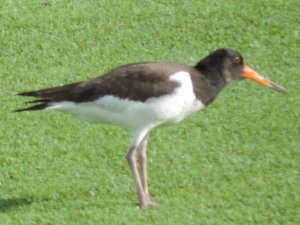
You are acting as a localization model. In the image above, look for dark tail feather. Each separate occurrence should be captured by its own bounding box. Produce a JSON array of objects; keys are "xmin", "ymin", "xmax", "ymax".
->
[
  {"xmin": 14, "ymin": 103, "xmax": 49, "ymax": 112},
  {"xmin": 17, "ymin": 81, "xmax": 82, "ymax": 98},
  {"xmin": 15, "ymin": 99, "xmax": 50, "ymax": 112},
  {"xmin": 15, "ymin": 81, "xmax": 82, "ymax": 112},
  {"xmin": 25, "ymin": 99, "xmax": 51, "ymax": 104},
  {"xmin": 17, "ymin": 91, "xmax": 40, "ymax": 97}
]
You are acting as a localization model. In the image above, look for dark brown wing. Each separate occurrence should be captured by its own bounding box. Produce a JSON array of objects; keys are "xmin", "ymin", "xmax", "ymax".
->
[
  {"xmin": 71, "ymin": 62, "xmax": 181, "ymax": 102},
  {"xmin": 15, "ymin": 62, "xmax": 184, "ymax": 112}
]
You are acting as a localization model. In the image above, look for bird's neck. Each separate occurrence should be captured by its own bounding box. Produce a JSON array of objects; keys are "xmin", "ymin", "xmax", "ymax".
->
[
  {"xmin": 192, "ymin": 62, "xmax": 228, "ymax": 106},
  {"xmin": 195, "ymin": 60, "xmax": 227, "ymax": 85}
]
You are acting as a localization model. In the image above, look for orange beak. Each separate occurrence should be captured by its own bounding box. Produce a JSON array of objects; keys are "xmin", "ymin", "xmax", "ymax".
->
[{"xmin": 242, "ymin": 66, "xmax": 287, "ymax": 93}]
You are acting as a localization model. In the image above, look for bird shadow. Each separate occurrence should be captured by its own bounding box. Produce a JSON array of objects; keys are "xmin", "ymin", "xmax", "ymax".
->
[{"xmin": 0, "ymin": 197, "xmax": 33, "ymax": 213}]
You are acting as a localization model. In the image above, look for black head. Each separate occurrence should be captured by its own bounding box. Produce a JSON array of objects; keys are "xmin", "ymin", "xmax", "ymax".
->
[
  {"xmin": 196, "ymin": 48, "xmax": 245, "ymax": 83},
  {"xmin": 195, "ymin": 48, "xmax": 287, "ymax": 93}
]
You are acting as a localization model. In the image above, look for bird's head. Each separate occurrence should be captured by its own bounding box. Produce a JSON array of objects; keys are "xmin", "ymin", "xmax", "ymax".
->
[{"xmin": 197, "ymin": 48, "xmax": 287, "ymax": 93}]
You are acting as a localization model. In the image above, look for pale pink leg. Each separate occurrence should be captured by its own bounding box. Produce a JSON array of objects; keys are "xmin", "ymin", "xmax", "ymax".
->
[
  {"xmin": 138, "ymin": 141, "xmax": 148, "ymax": 194},
  {"xmin": 138, "ymin": 138, "xmax": 154, "ymax": 206},
  {"xmin": 137, "ymin": 135, "xmax": 150, "ymax": 192},
  {"xmin": 127, "ymin": 145, "xmax": 152, "ymax": 207}
]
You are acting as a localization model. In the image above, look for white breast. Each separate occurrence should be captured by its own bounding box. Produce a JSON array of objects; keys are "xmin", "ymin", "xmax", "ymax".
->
[{"xmin": 47, "ymin": 71, "xmax": 205, "ymax": 132}]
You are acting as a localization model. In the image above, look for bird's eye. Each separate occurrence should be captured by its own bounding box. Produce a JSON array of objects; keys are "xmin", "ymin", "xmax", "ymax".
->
[{"xmin": 232, "ymin": 56, "xmax": 241, "ymax": 65}]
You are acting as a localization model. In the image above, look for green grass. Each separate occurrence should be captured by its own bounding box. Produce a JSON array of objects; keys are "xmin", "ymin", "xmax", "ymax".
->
[{"xmin": 1, "ymin": 0, "xmax": 300, "ymax": 224}]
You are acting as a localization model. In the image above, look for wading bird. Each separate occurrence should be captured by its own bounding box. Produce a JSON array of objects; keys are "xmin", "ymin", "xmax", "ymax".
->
[{"xmin": 16, "ymin": 48, "xmax": 286, "ymax": 207}]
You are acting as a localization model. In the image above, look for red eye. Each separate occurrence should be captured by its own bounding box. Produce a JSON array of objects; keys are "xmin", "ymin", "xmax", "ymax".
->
[{"xmin": 233, "ymin": 56, "xmax": 241, "ymax": 64}]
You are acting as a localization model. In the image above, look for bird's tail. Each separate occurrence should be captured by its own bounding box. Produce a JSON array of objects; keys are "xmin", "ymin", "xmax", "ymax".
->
[
  {"xmin": 14, "ymin": 98, "xmax": 50, "ymax": 112},
  {"xmin": 15, "ymin": 81, "xmax": 81, "ymax": 112}
]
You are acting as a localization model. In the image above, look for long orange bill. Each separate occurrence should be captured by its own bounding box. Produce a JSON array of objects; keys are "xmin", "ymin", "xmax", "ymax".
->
[{"xmin": 242, "ymin": 66, "xmax": 287, "ymax": 93}]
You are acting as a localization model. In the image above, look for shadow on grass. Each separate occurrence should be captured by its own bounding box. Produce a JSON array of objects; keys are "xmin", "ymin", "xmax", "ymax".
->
[{"xmin": 0, "ymin": 197, "xmax": 33, "ymax": 212}]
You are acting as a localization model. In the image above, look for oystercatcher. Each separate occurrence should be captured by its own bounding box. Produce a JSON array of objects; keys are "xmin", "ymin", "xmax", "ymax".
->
[{"xmin": 15, "ymin": 48, "xmax": 287, "ymax": 207}]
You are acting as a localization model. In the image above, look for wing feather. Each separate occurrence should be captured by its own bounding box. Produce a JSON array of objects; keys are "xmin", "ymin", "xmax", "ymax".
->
[{"xmin": 15, "ymin": 62, "xmax": 188, "ymax": 112}]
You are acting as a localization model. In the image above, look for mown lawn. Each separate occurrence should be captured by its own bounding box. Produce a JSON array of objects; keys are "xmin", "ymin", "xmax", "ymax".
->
[{"xmin": 1, "ymin": 0, "xmax": 299, "ymax": 224}]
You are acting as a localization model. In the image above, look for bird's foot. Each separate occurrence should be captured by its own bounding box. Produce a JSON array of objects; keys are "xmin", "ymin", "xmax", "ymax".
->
[{"xmin": 138, "ymin": 194, "xmax": 155, "ymax": 208}]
